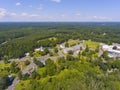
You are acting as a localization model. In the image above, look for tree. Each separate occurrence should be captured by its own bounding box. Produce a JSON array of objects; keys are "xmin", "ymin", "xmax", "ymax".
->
[
  {"xmin": 25, "ymin": 60, "xmax": 30, "ymax": 66},
  {"xmin": 18, "ymin": 71, "xmax": 22, "ymax": 80},
  {"xmin": 95, "ymin": 46, "xmax": 99, "ymax": 52},
  {"xmin": 57, "ymin": 57, "xmax": 66, "ymax": 64},
  {"xmin": 82, "ymin": 51, "xmax": 86, "ymax": 56},
  {"xmin": 66, "ymin": 55, "xmax": 74, "ymax": 61},
  {"xmin": 44, "ymin": 48, "xmax": 49, "ymax": 54},
  {"xmin": 34, "ymin": 59, "xmax": 44, "ymax": 68},
  {"xmin": 45, "ymin": 59, "xmax": 57, "ymax": 76},
  {"xmin": 85, "ymin": 45, "xmax": 89, "ymax": 52},
  {"xmin": 68, "ymin": 50, "xmax": 73, "ymax": 55},
  {"xmin": 113, "ymin": 46, "xmax": 117, "ymax": 50},
  {"xmin": 54, "ymin": 48, "xmax": 58, "ymax": 53},
  {"xmin": 112, "ymin": 60, "xmax": 120, "ymax": 69},
  {"xmin": 29, "ymin": 51, "xmax": 33, "ymax": 57},
  {"xmin": 95, "ymin": 61, "xmax": 108, "ymax": 71},
  {"xmin": 31, "ymin": 71, "xmax": 40, "ymax": 80},
  {"xmin": 3, "ymin": 56, "xmax": 9, "ymax": 64},
  {"xmin": 102, "ymin": 51, "xmax": 108, "ymax": 59},
  {"xmin": 65, "ymin": 42, "xmax": 69, "ymax": 47},
  {"xmin": 49, "ymin": 51, "xmax": 54, "ymax": 56},
  {"xmin": 22, "ymin": 73, "xmax": 30, "ymax": 80},
  {"xmin": 10, "ymin": 61, "xmax": 20, "ymax": 73},
  {"xmin": 0, "ymin": 75, "xmax": 9, "ymax": 90},
  {"xmin": 80, "ymin": 47, "xmax": 83, "ymax": 51}
]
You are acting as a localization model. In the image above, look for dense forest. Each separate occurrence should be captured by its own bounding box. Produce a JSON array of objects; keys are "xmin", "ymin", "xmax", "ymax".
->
[
  {"xmin": 0, "ymin": 22, "xmax": 120, "ymax": 59},
  {"xmin": 1, "ymin": 22, "xmax": 120, "ymax": 90}
]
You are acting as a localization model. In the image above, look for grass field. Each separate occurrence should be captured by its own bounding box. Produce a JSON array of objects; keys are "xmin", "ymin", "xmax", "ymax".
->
[
  {"xmin": 36, "ymin": 67, "xmax": 46, "ymax": 78},
  {"xmin": 56, "ymin": 39, "xmax": 80, "ymax": 49},
  {"xmin": 67, "ymin": 39, "xmax": 80, "ymax": 47},
  {"xmin": 49, "ymin": 37, "xmax": 57, "ymax": 41},
  {"xmin": 15, "ymin": 80, "xmax": 30, "ymax": 90},
  {"xmin": 37, "ymin": 37, "xmax": 57, "ymax": 43},
  {"xmin": 83, "ymin": 40, "xmax": 100, "ymax": 49},
  {"xmin": 0, "ymin": 62, "xmax": 12, "ymax": 75},
  {"xmin": 0, "ymin": 62, "xmax": 11, "ymax": 69}
]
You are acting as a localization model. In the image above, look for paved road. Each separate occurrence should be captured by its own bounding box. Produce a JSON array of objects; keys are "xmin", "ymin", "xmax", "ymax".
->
[
  {"xmin": 22, "ymin": 61, "xmax": 37, "ymax": 75},
  {"xmin": 7, "ymin": 77, "xmax": 20, "ymax": 90},
  {"xmin": 7, "ymin": 62, "xmax": 37, "ymax": 90},
  {"xmin": 7, "ymin": 60, "xmax": 38, "ymax": 90},
  {"xmin": 98, "ymin": 47, "xmax": 103, "ymax": 57}
]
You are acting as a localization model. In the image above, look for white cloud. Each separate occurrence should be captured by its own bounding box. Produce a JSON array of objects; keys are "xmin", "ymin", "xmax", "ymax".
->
[
  {"xmin": 28, "ymin": 5, "xmax": 43, "ymax": 10},
  {"xmin": 51, "ymin": 0, "xmax": 61, "ymax": 3},
  {"xmin": 20, "ymin": 12, "xmax": 40, "ymax": 18},
  {"xmin": 0, "ymin": 8, "xmax": 16, "ymax": 17},
  {"xmin": 0, "ymin": 8, "xmax": 114, "ymax": 21},
  {"xmin": 93, "ymin": 16, "xmax": 112, "ymax": 20},
  {"xmin": 10, "ymin": 13, "xmax": 17, "ymax": 16},
  {"xmin": 29, "ymin": 14, "xmax": 39, "ymax": 17},
  {"xmin": 0, "ymin": 8, "xmax": 7, "ymax": 17},
  {"xmin": 0, "ymin": 8, "xmax": 17, "ymax": 21},
  {"xmin": 16, "ymin": 2, "xmax": 21, "ymax": 6},
  {"xmin": 21, "ymin": 13, "xmax": 28, "ymax": 16}
]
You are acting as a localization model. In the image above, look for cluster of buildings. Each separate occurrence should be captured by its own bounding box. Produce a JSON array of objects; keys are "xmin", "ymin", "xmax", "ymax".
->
[
  {"xmin": 25, "ymin": 46, "xmax": 44, "ymax": 57},
  {"xmin": 62, "ymin": 44, "xmax": 83, "ymax": 54},
  {"xmin": 101, "ymin": 43, "xmax": 120, "ymax": 58},
  {"xmin": 60, "ymin": 44, "xmax": 84, "ymax": 56}
]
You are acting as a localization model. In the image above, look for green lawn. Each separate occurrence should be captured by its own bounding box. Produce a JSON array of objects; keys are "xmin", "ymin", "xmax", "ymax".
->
[
  {"xmin": 0, "ymin": 62, "xmax": 12, "ymax": 75},
  {"xmin": 67, "ymin": 39, "xmax": 80, "ymax": 47},
  {"xmin": 0, "ymin": 62, "xmax": 11, "ymax": 69},
  {"xmin": 83, "ymin": 40, "xmax": 100, "ymax": 49},
  {"xmin": 56, "ymin": 39, "xmax": 80, "ymax": 49},
  {"xmin": 49, "ymin": 37, "xmax": 57, "ymax": 41},
  {"xmin": 36, "ymin": 67, "xmax": 46, "ymax": 78},
  {"xmin": 37, "ymin": 37, "xmax": 57, "ymax": 43}
]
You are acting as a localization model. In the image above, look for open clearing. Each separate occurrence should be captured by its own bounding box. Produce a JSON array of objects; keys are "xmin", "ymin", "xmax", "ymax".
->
[{"xmin": 83, "ymin": 40, "xmax": 100, "ymax": 49}]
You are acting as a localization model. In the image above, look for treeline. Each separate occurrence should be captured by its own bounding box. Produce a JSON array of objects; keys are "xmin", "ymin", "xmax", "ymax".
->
[{"xmin": 0, "ymin": 23, "xmax": 120, "ymax": 59}]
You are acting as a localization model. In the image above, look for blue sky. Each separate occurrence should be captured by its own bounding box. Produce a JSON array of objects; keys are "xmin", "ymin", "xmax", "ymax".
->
[{"xmin": 0, "ymin": 0, "xmax": 120, "ymax": 22}]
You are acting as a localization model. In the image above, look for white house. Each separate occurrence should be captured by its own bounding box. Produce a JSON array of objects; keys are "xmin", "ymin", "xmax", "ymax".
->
[
  {"xmin": 102, "ymin": 43, "xmax": 120, "ymax": 58},
  {"xmin": 102, "ymin": 45, "xmax": 113, "ymax": 51},
  {"xmin": 25, "ymin": 53, "xmax": 30, "ymax": 57},
  {"xmin": 35, "ymin": 46, "xmax": 44, "ymax": 52},
  {"xmin": 60, "ymin": 45, "xmax": 65, "ymax": 49},
  {"xmin": 108, "ymin": 49, "xmax": 120, "ymax": 57}
]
